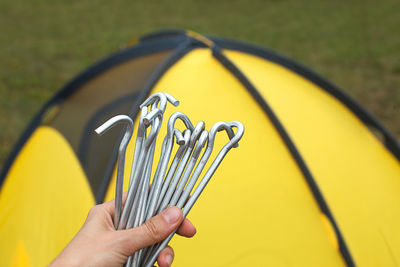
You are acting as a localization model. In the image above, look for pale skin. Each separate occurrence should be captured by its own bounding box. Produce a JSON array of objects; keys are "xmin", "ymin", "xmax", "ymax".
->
[{"xmin": 49, "ymin": 194, "xmax": 196, "ymax": 267}]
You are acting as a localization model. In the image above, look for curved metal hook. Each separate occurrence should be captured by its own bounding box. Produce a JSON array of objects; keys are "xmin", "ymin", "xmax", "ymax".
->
[
  {"xmin": 182, "ymin": 129, "xmax": 192, "ymax": 149},
  {"xmin": 167, "ymin": 112, "xmax": 195, "ymax": 137},
  {"xmin": 216, "ymin": 123, "xmax": 239, "ymax": 148},
  {"xmin": 140, "ymin": 92, "xmax": 179, "ymax": 112},
  {"xmin": 95, "ymin": 115, "xmax": 134, "ymax": 148},
  {"xmin": 192, "ymin": 130, "xmax": 209, "ymax": 159},
  {"xmin": 143, "ymin": 108, "xmax": 163, "ymax": 148},
  {"xmin": 129, "ymin": 106, "xmax": 148, "ymax": 186},
  {"xmin": 163, "ymin": 92, "xmax": 180, "ymax": 107},
  {"xmin": 143, "ymin": 106, "xmax": 163, "ymax": 125},
  {"xmin": 94, "ymin": 115, "xmax": 134, "ymax": 228},
  {"xmin": 189, "ymin": 121, "xmax": 206, "ymax": 148},
  {"xmin": 154, "ymin": 112, "xmax": 195, "ymax": 191},
  {"xmin": 224, "ymin": 121, "xmax": 244, "ymax": 150},
  {"xmin": 207, "ymin": 121, "xmax": 237, "ymax": 149}
]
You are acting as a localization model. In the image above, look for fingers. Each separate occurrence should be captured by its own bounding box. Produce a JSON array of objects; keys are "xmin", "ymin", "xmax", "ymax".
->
[
  {"xmin": 100, "ymin": 193, "xmax": 196, "ymax": 238},
  {"xmin": 176, "ymin": 219, "xmax": 197, "ymax": 237},
  {"xmin": 157, "ymin": 246, "xmax": 174, "ymax": 267},
  {"xmin": 117, "ymin": 207, "xmax": 183, "ymax": 253}
]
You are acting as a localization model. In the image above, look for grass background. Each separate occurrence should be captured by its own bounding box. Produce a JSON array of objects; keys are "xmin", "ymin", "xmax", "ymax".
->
[{"xmin": 0, "ymin": 0, "xmax": 399, "ymax": 169}]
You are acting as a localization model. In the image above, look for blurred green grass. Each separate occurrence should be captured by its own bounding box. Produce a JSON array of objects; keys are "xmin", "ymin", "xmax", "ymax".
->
[{"xmin": 0, "ymin": 0, "xmax": 399, "ymax": 168}]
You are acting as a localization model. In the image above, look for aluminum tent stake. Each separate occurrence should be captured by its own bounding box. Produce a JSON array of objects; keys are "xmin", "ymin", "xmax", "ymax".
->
[
  {"xmin": 153, "ymin": 129, "xmax": 191, "ymax": 214},
  {"xmin": 145, "ymin": 129, "xmax": 187, "ymax": 217},
  {"xmin": 94, "ymin": 115, "xmax": 134, "ymax": 229},
  {"xmin": 137, "ymin": 128, "xmax": 208, "ymax": 265},
  {"xmin": 138, "ymin": 129, "xmax": 192, "ymax": 265},
  {"xmin": 143, "ymin": 121, "xmax": 244, "ymax": 267},
  {"xmin": 168, "ymin": 129, "xmax": 208, "ymax": 207},
  {"xmin": 126, "ymin": 109, "xmax": 163, "ymax": 267},
  {"xmin": 118, "ymin": 109, "xmax": 162, "ymax": 230},
  {"xmin": 129, "ymin": 93, "xmax": 180, "ymax": 267},
  {"xmin": 120, "ymin": 93, "xmax": 178, "ymax": 230},
  {"xmin": 156, "ymin": 121, "xmax": 205, "ymax": 214},
  {"xmin": 144, "ymin": 112, "xmax": 194, "ymax": 222},
  {"xmin": 123, "ymin": 106, "xmax": 148, "ymax": 225},
  {"xmin": 139, "ymin": 120, "xmax": 199, "ymax": 267},
  {"xmin": 126, "ymin": 109, "xmax": 163, "ymax": 229}
]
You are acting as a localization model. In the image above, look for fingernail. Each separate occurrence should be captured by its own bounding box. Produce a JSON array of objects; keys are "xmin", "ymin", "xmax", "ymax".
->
[
  {"xmin": 162, "ymin": 207, "xmax": 181, "ymax": 224},
  {"xmin": 166, "ymin": 253, "xmax": 173, "ymax": 266}
]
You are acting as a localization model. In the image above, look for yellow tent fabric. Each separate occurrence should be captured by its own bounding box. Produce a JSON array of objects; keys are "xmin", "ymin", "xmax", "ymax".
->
[
  {"xmin": 0, "ymin": 127, "xmax": 94, "ymax": 266},
  {"xmin": 1, "ymin": 30, "xmax": 399, "ymax": 266}
]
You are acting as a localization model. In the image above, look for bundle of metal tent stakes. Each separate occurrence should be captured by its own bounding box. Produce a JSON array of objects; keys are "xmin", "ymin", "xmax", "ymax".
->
[{"xmin": 95, "ymin": 92, "xmax": 244, "ymax": 267}]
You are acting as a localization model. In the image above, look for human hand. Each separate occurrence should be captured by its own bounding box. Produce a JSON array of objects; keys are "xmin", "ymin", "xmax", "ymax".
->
[{"xmin": 49, "ymin": 194, "xmax": 196, "ymax": 267}]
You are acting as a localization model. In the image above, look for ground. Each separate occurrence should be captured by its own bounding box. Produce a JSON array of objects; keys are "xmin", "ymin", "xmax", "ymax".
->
[{"xmin": 0, "ymin": 0, "xmax": 399, "ymax": 168}]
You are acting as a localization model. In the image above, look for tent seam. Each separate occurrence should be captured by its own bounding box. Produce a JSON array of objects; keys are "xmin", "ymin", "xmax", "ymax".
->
[{"xmin": 209, "ymin": 43, "xmax": 356, "ymax": 267}]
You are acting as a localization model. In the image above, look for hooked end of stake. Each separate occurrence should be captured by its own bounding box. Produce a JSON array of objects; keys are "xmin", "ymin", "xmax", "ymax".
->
[
  {"xmin": 94, "ymin": 125, "xmax": 106, "ymax": 136},
  {"xmin": 217, "ymin": 126, "xmax": 239, "ymax": 148},
  {"xmin": 163, "ymin": 92, "xmax": 180, "ymax": 107}
]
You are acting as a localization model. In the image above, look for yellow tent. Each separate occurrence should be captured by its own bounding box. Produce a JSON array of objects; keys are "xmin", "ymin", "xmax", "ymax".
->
[{"xmin": 1, "ymin": 30, "xmax": 399, "ymax": 266}]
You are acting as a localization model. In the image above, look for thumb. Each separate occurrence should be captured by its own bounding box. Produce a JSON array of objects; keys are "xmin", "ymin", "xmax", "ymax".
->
[{"xmin": 117, "ymin": 207, "xmax": 183, "ymax": 253}]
